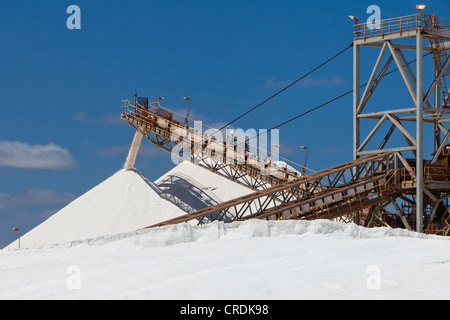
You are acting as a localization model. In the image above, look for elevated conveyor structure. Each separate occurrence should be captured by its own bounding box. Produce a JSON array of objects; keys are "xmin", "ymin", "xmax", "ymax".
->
[
  {"xmin": 123, "ymin": 11, "xmax": 450, "ymax": 235},
  {"xmin": 141, "ymin": 150, "xmax": 450, "ymax": 231},
  {"xmin": 142, "ymin": 152, "xmax": 398, "ymax": 229},
  {"xmin": 121, "ymin": 98, "xmax": 304, "ymax": 191}
]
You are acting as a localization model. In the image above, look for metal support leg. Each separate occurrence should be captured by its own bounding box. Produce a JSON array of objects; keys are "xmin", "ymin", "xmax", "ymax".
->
[
  {"xmin": 416, "ymin": 31, "xmax": 424, "ymax": 233},
  {"xmin": 353, "ymin": 43, "xmax": 360, "ymax": 161}
]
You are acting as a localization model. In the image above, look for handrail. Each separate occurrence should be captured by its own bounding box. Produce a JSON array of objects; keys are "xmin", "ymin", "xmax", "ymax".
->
[
  {"xmin": 398, "ymin": 165, "xmax": 450, "ymax": 183},
  {"xmin": 424, "ymin": 206, "xmax": 450, "ymax": 236},
  {"xmin": 353, "ymin": 13, "xmax": 450, "ymax": 39},
  {"xmin": 278, "ymin": 168, "xmax": 400, "ymax": 221}
]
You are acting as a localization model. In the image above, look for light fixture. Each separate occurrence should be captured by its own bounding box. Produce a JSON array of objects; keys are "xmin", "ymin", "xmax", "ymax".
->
[
  {"xmin": 349, "ymin": 16, "xmax": 359, "ymax": 36},
  {"xmin": 12, "ymin": 227, "xmax": 20, "ymax": 249},
  {"xmin": 155, "ymin": 96, "xmax": 164, "ymax": 107},
  {"xmin": 300, "ymin": 146, "xmax": 309, "ymax": 175},
  {"xmin": 183, "ymin": 97, "xmax": 192, "ymax": 125},
  {"xmin": 416, "ymin": 4, "xmax": 426, "ymax": 16}
]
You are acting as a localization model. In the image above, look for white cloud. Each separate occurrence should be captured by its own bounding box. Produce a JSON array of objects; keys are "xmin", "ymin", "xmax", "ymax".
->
[
  {"xmin": 321, "ymin": 144, "xmax": 346, "ymax": 154},
  {"xmin": 0, "ymin": 141, "xmax": 77, "ymax": 170},
  {"xmin": 298, "ymin": 75, "xmax": 347, "ymax": 88},
  {"xmin": 73, "ymin": 111, "xmax": 89, "ymax": 122},
  {"xmin": 265, "ymin": 78, "xmax": 293, "ymax": 88}
]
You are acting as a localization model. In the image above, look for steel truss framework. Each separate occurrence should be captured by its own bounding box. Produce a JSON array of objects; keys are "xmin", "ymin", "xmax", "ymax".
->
[
  {"xmin": 143, "ymin": 152, "xmax": 400, "ymax": 228},
  {"xmin": 353, "ymin": 13, "xmax": 450, "ymax": 232},
  {"xmin": 122, "ymin": 111, "xmax": 281, "ymax": 191},
  {"xmin": 123, "ymin": 13, "xmax": 450, "ymax": 235}
]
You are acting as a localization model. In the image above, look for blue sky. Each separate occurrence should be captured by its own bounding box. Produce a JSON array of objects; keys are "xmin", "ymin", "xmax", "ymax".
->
[{"xmin": 1, "ymin": 0, "xmax": 449, "ymax": 248}]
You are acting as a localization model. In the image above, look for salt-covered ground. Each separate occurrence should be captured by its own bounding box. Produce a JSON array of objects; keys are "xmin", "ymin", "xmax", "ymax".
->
[
  {"xmin": 3, "ymin": 159, "xmax": 450, "ymax": 300},
  {"xmin": 1, "ymin": 219, "xmax": 450, "ymax": 300}
]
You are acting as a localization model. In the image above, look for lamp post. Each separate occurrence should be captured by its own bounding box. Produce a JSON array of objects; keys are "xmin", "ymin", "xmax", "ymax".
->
[
  {"xmin": 153, "ymin": 97, "xmax": 164, "ymax": 116},
  {"xmin": 300, "ymin": 146, "xmax": 309, "ymax": 175},
  {"xmin": 348, "ymin": 15, "xmax": 359, "ymax": 36},
  {"xmin": 12, "ymin": 227, "xmax": 20, "ymax": 249},
  {"xmin": 416, "ymin": 4, "xmax": 426, "ymax": 15},
  {"xmin": 416, "ymin": 4, "xmax": 426, "ymax": 27},
  {"xmin": 155, "ymin": 97, "xmax": 164, "ymax": 108},
  {"xmin": 183, "ymin": 97, "xmax": 192, "ymax": 125}
]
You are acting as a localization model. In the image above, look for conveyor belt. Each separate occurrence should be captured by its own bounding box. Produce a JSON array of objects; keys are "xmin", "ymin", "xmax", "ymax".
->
[{"xmin": 141, "ymin": 152, "xmax": 398, "ymax": 228}]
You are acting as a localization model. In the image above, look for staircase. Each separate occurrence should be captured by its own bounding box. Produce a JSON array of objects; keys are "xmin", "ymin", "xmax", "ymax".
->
[{"xmin": 442, "ymin": 209, "xmax": 450, "ymax": 236}]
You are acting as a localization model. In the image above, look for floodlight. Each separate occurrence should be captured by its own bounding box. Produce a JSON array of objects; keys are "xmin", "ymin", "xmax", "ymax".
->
[{"xmin": 416, "ymin": 4, "xmax": 426, "ymax": 10}]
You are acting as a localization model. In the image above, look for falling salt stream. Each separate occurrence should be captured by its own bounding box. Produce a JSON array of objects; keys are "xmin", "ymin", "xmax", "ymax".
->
[{"xmin": 124, "ymin": 131, "xmax": 144, "ymax": 170}]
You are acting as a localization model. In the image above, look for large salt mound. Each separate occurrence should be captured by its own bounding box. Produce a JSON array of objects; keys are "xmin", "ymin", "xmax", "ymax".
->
[
  {"xmin": 5, "ymin": 169, "xmax": 187, "ymax": 249},
  {"xmin": 5, "ymin": 160, "xmax": 256, "ymax": 250}
]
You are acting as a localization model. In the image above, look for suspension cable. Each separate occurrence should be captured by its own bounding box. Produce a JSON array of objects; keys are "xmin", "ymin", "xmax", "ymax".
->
[
  {"xmin": 239, "ymin": 52, "xmax": 433, "ymax": 148},
  {"xmin": 218, "ymin": 43, "xmax": 354, "ymax": 131}
]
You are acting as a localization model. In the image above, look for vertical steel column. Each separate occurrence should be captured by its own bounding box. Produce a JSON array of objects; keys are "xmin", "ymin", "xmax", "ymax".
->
[
  {"xmin": 353, "ymin": 43, "xmax": 360, "ymax": 160},
  {"xmin": 416, "ymin": 31, "xmax": 424, "ymax": 233},
  {"xmin": 435, "ymin": 64, "xmax": 441, "ymax": 152}
]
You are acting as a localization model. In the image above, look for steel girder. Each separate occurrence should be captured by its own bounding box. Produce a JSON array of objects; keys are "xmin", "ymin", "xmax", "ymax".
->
[{"xmin": 142, "ymin": 152, "xmax": 397, "ymax": 229}]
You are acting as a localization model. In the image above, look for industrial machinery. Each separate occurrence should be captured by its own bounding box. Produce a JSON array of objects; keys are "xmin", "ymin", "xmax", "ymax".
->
[
  {"xmin": 122, "ymin": 10, "xmax": 450, "ymax": 235},
  {"xmin": 121, "ymin": 94, "xmax": 304, "ymax": 191}
]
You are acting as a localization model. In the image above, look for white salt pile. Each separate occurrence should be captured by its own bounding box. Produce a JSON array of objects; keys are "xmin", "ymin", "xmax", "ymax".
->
[
  {"xmin": 5, "ymin": 160, "xmax": 254, "ymax": 249},
  {"xmin": 5, "ymin": 168, "xmax": 185, "ymax": 249}
]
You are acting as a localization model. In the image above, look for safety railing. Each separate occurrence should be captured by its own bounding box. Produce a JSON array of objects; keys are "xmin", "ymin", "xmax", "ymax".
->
[
  {"xmin": 398, "ymin": 167, "xmax": 415, "ymax": 184},
  {"xmin": 443, "ymin": 210, "xmax": 450, "ymax": 236},
  {"xmin": 424, "ymin": 206, "xmax": 450, "ymax": 236},
  {"xmin": 397, "ymin": 165, "xmax": 450, "ymax": 185},
  {"xmin": 354, "ymin": 14, "xmax": 450, "ymax": 39},
  {"xmin": 424, "ymin": 166, "xmax": 450, "ymax": 182},
  {"xmin": 278, "ymin": 168, "xmax": 400, "ymax": 221}
]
